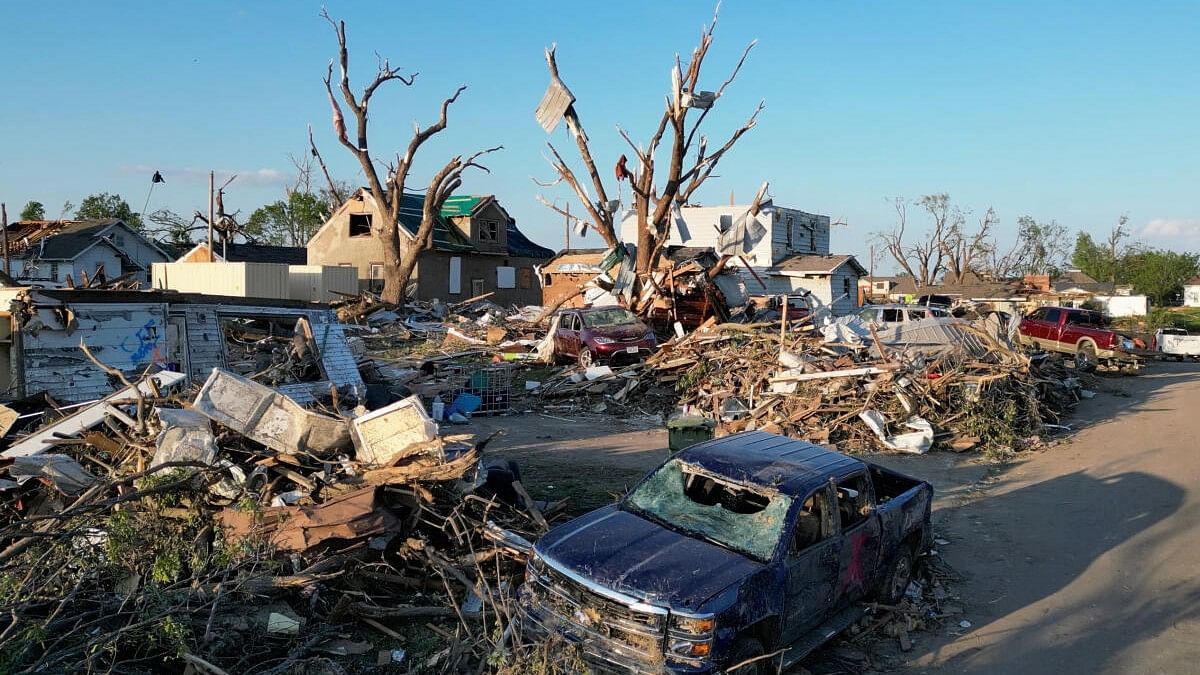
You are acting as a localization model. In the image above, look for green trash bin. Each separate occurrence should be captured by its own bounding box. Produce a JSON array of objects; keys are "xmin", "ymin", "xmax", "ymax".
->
[{"xmin": 667, "ymin": 415, "xmax": 715, "ymax": 454}]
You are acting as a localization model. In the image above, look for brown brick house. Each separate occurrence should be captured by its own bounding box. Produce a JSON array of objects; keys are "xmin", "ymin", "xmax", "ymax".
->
[{"xmin": 306, "ymin": 189, "xmax": 553, "ymax": 305}]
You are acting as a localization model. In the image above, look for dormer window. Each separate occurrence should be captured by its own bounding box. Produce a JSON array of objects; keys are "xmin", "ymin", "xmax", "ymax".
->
[{"xmin": 479, "ymin": 219, "xmax": 500, "ymax": 242}]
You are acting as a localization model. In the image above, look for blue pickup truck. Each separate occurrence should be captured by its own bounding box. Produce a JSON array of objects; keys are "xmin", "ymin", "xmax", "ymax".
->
[{"xmin": 518, "ymin": 431, "xmax": 933, "ymax": 674}]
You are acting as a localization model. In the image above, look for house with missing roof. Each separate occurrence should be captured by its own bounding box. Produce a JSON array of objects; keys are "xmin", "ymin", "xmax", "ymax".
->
[
  {"xmin": 620, "ymin": 203, "xmax": 865, "ymax": 315},
  {"xmin": 175, "ymin": 242, "xmax": 308, "ymax": 265},
  {"xmin": 1, "ymin": 219, "xmax": 170, "ymax": 287},
  {"xmin": 306, "ymin": 189, "xmax": 554, "ymax": 305}
]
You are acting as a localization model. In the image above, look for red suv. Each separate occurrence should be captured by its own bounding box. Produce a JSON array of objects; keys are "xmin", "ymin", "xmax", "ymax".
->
[{"xmin": 552, "ymin": 307, "xmax": 657, "ymax": 367}]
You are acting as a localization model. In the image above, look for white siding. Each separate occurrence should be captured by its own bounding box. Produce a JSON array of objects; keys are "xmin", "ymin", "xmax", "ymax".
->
[
  {"xmin": 766, "ymin": 266, "xmax": 862, "ymax": 317},
  {"xmin": 1185, "ymin": 285, "xmax": 1200, "ymax": 308},
  {"xmin": 619, "ymin": 204, "xmax": 830, "ymax": 267},
  {"xmin": 21, "ymin": 303, "xmax": 171, "ymax": 401}
]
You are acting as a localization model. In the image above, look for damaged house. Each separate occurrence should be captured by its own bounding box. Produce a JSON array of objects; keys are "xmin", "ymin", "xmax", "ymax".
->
[
  {"xmin": 620, "ymin": 203, "xmax": 864, "ymax": 314},
  {"xmin": 0, "ymin": 288, "xmax": 363, "ymax": 404},
  {"xmin": 307, "ymin": 189, "xmax": 553, "ymax": 305},
  {"xmin": 2, "ymin": 219, "xmax": 171, "ymax": 288}
]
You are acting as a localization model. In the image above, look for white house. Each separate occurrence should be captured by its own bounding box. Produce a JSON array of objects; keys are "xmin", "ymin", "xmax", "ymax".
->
[
  {"xmin": 619, "ymin": 203, "xmax": 864, "ymax": 314},
  {"xmin": 3, "ymin": 219, "xmax": 170, "ymax": 287},
  {"xmin": 1184, "ymin": 276, "xmax": 1200, "ymax": 308}
]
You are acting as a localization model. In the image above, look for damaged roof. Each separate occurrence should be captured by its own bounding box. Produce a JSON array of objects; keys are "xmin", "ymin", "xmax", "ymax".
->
[
  {"xmin": 505, "ymin": 221, "xmax": 554, "ymax": 259},
  {"xmin": 439, "ymin": 195, "xmax": 492, "ymax": 218},
  {"xmin": 770, "ymin": 254, "xmax": 867, "ymax": 276},
  {"xmin": 676, "ymin": 431, "xmax": 862, "ymax": 496},
  {"xmin": 3, "ymin": 219, "xmax": 159, "ymax": 261}
]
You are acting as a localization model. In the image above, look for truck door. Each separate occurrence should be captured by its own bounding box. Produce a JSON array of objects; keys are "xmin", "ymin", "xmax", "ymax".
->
[
  {"xmin": 781, "ymin": 486, "xmax": 840, "ymax": 645},
  {"xmin": 555, "ymin": 313, "xmax": 578, "ymax": 356},
  {"xmin": 833, "ymin": 473, "xmax": 882, "ymax": 604}
]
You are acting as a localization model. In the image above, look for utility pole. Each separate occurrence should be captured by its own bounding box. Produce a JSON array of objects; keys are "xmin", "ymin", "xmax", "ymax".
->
[
  {"xmin": 207, "ymin": 171, "xmax": 215, "ymax": 262},
  {"xmin": 869, "ymin": 244, "xmax": 875, "ymax": 302},
  {"xmin": 1, "ymin": 203, "xmax": 9, "ymax": 279},
  {"xmin": 564, "ymin": 202, "xmax": 570, "ymax": 252}
]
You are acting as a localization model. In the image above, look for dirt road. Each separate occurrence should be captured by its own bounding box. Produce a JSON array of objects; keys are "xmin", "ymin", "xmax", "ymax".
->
[
  {"xmin": 471, "ymin": 362, "xmax": 1200, "ymax": 673},
  {"xmin": 896, "ymin": 362, "xmax": 1200, "ymax": 674}
]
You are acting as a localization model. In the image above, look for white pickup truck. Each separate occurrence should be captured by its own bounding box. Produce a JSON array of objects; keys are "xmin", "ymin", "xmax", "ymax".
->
[{"xmin": 1156, "ymin": 328, "xmax": 1200, "ymax": 361}]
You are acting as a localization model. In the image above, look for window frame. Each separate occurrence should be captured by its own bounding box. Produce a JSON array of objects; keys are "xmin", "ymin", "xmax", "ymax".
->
[
  {"xmin": 835, "ymin": 473, "xmax": 873, "ymax": 532},
  {"xmin": 349, "ymin": 213, "xmax": 372, "ymax": 238},
  {"xmin": 479, "ymin": 219, "xmax": 500, "ymax": 242}
]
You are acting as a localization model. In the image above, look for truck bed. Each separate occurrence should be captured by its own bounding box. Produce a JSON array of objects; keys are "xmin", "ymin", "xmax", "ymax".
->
[{"xmin": 869, "ymin": 463, "xmax": 933, "ymax": 559}]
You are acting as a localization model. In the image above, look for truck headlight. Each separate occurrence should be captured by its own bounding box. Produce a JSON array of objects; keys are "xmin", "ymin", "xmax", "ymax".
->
[
  {"xmin": 670, "ymin": 614, "xmax": 716, "ymax": 635},
  {"xmin": 668, "ymin": 638, "xmax": 712, "ymax": 659},
  {"xmin": 592, "ymin": 336, "xmax": 614, "ymax": 344},
  {"xmin": 667, "ymin": 613, "xmax": 715, "ymax": 660}
]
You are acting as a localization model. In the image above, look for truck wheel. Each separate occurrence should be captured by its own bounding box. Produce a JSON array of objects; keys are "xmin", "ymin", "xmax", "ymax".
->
[
  {"xmin": 577, "ymin": 348, "xmax": 595, "ymax": 368},
  {"xmin": 727, "ymin": 637, "xmax": 766, "ymax": 675},
  {"xmin": 1075, "ymin": 342, "xmax": 1098, "ymax": 373},
  {"xmin": 879, "ymin": 545, "xmax": 916, "ymax": 605}
]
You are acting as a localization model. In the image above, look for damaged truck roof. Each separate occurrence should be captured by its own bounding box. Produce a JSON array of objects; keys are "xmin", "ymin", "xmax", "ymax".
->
[{"xmin": 673, "ymin": 430, "xmax": 864, "ymax": 496}]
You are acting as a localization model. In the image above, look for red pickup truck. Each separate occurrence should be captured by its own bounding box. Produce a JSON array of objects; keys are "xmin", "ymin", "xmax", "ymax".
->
[{"xmin": 1018, "ymin": 306, "xmax": 1141, "ymax": 372}]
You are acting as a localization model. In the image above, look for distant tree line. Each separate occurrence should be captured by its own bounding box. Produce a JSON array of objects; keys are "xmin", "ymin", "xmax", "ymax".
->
[{"xmin": 875, "ymin": 194, "xmax": 1198, "ymax": 305}]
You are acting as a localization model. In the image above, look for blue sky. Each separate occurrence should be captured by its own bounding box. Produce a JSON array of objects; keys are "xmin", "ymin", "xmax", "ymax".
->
[{"xmin": 2, "ymin": 1, "xmax": 1197, "ymax": 271}]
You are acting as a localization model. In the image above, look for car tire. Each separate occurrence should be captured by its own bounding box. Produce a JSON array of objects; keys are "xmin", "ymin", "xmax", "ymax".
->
[
  {"xmin": 726, "ymin": 637, "xmax": 766, "ymax": 675},
  {"xmin": 1075, "ymin": 342, "xmax": 1098, "ymax": 373},
  {"xmin": 878, "ymin": 544, "xmax": 916, "ymax": 605},
  {"xmin": 578, "ymin": 348, "xmax": 595, "ymax": 369}
]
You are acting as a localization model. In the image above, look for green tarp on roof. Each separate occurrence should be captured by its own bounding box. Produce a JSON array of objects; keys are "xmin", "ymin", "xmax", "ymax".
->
[{"xmin": 397, "ymin": 192, "xmax": 475, "ymax": 253}]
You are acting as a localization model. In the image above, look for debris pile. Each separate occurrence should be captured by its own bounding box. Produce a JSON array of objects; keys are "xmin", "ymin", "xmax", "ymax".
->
[
  {"xmin": 0, "ymin": 366, "xmax": 559, "ymax": 674},
  {"xmin": 537, "ymin": 316, "xmax": 1086, "ymax": 455}
]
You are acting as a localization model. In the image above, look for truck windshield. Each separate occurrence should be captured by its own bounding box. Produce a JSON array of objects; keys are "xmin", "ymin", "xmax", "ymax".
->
[{"xmin": 624, "ymin": 460, "xmax": 792, "ymax": 561}]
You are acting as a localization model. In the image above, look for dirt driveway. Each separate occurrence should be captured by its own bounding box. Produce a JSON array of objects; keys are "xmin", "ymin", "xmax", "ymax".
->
[{"xmin": 464, "ymin": 361, "xmax": 1200, "ymax": 673}]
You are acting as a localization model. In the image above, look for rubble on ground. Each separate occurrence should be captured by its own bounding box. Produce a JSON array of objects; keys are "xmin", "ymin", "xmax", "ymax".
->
[
  {"xmin": 0, "ymin": 363, "xmax": 558, "ymax": 674},
  {"xmin": 533, "ymin": 314, "xmax": 1089, "ymax": 456}
]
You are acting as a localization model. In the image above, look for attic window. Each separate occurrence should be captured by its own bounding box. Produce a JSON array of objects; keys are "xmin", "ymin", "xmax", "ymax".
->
[
  {"xmin": 786, "ymin": 216, "xmax": 794, "ymax": 249},
  {"xmin": 479, "ymin": 220, "xmax": 500, "ymax": 242},
  {"xmin": 810, "ymin": 230, "xmax": 817, "ymax": 252},
  {"xmin": 349, "ymin": 213, "xmax": 372, "ymax": 237}
]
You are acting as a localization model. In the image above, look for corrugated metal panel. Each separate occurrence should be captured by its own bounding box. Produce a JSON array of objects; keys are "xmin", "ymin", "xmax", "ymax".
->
[
  {"xmin": 152, "ymin": 262, "xmax": 289, "ymax": 299},
  {"xmin": 287, "ymin": 265, "xmax": 359, "ymax": 302}
]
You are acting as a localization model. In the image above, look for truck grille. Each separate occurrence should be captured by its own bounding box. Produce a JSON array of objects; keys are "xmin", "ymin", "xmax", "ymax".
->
[{"xmin": 528, "ymin": 562, "xmax": 666, "ymax": 659}]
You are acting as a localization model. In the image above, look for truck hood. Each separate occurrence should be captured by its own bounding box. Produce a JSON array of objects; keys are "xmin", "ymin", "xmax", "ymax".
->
[{"xmin": 536, "ymin": 505, "xmax": 764, "ymax": 613}]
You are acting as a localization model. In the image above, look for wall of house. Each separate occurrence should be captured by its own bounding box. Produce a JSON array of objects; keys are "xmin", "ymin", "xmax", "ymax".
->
[
  {"xmin": 770, "ymin": 207, "xmax": 830, "ymax": 261},
  {"xmin": 764, "ymin": 270, "xmax": 861, "ymax": 316},
  {"xmin": 110, "ymin": 226, "xmax": 168, "ymax": 275},
  {"xmin": 307, "ymin": 192, "xmax": 386, "ymax": 281},
  {"xmin": 416, "ymin": 251, "xmax": 544, "ymax": 306},
  {"xmin": 619, "ymin": 205, "xmax": 829, "ymax": 268},
  {"xmin": 448, "ymin": 202, "xmax": 508, "ymax": 255},
  {"xmin": 7, "ymin": 296, "xmax": 363, "ymax": 404},
  {"xmin": 1185, "ymin": 285, "xmax": 1200, "ymax": 308},
  {"xmin": 19, "ymin": 302, "xmax": 172, "ymax": 401}
]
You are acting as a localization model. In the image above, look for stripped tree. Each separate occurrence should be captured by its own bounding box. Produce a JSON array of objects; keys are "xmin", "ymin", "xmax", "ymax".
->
[
  {"xmin": 321, "ymin": 10, "xmax": 500, "ymax": 305},
  {"xmin": 534, "ymin": 7, "xmax": 763, "ymax": 295}
]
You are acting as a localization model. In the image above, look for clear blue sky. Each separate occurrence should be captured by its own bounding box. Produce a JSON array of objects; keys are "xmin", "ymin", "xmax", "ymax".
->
[{"xmin": 2, "ymin": 1, "xmax": 1197, "ymax": 271}]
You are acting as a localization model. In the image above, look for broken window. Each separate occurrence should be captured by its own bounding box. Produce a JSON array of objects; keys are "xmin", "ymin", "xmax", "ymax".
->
[
  {"xmin": 881, "ymin": 308, "xmax": 903, "ymax": 323},
  {"xmin": 809, "ymin": 230, "xmax": 816, "ymax": 252},
  {"xmin": 1042, "ymin": 308, "xmax": 1061, "ymax": 324},
  {"xmin": 1066, "ymin": 310, "xmax": 1106, "ymax": 327},
  {"xmin": 369, "ymin": 263, "xmax": 384, "ymax": 279},
  {"xmin": 625, "ymin": 460, "xmax": 793, "ymax": 560},
  {"xmin": 49, "ymin": 262, "xmax": 59, "ymax": 281},
  {"xmin": 843, "ymin": 277, "xmax": 851, "ymax": 299},
  {"xmin": 479, "ymin": 220, "xmax": 500, "ymax": 242},
  {"xmin": 835, "ymin": 474, "xmax": 872, "ymax": 531},
  {"xmin": 471, "ymin": 278, "xmax": 485, "ymax": 296},
  {"xmin": 349, "ymin": 213, "xmax": 372, "ymax": 237},
  {"xmin": 786, "ymin": 216, "xmax": 794, "ymax": 249},
  {"xmin": 791, "ymin": 489, "xmax": 831, "ymax": 553}
]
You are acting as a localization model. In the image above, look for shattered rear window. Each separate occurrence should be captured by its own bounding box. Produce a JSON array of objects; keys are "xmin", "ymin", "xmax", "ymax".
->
[{"xmin": 625, "ymin": 460, "xmax": 792, "ymax": 561}]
